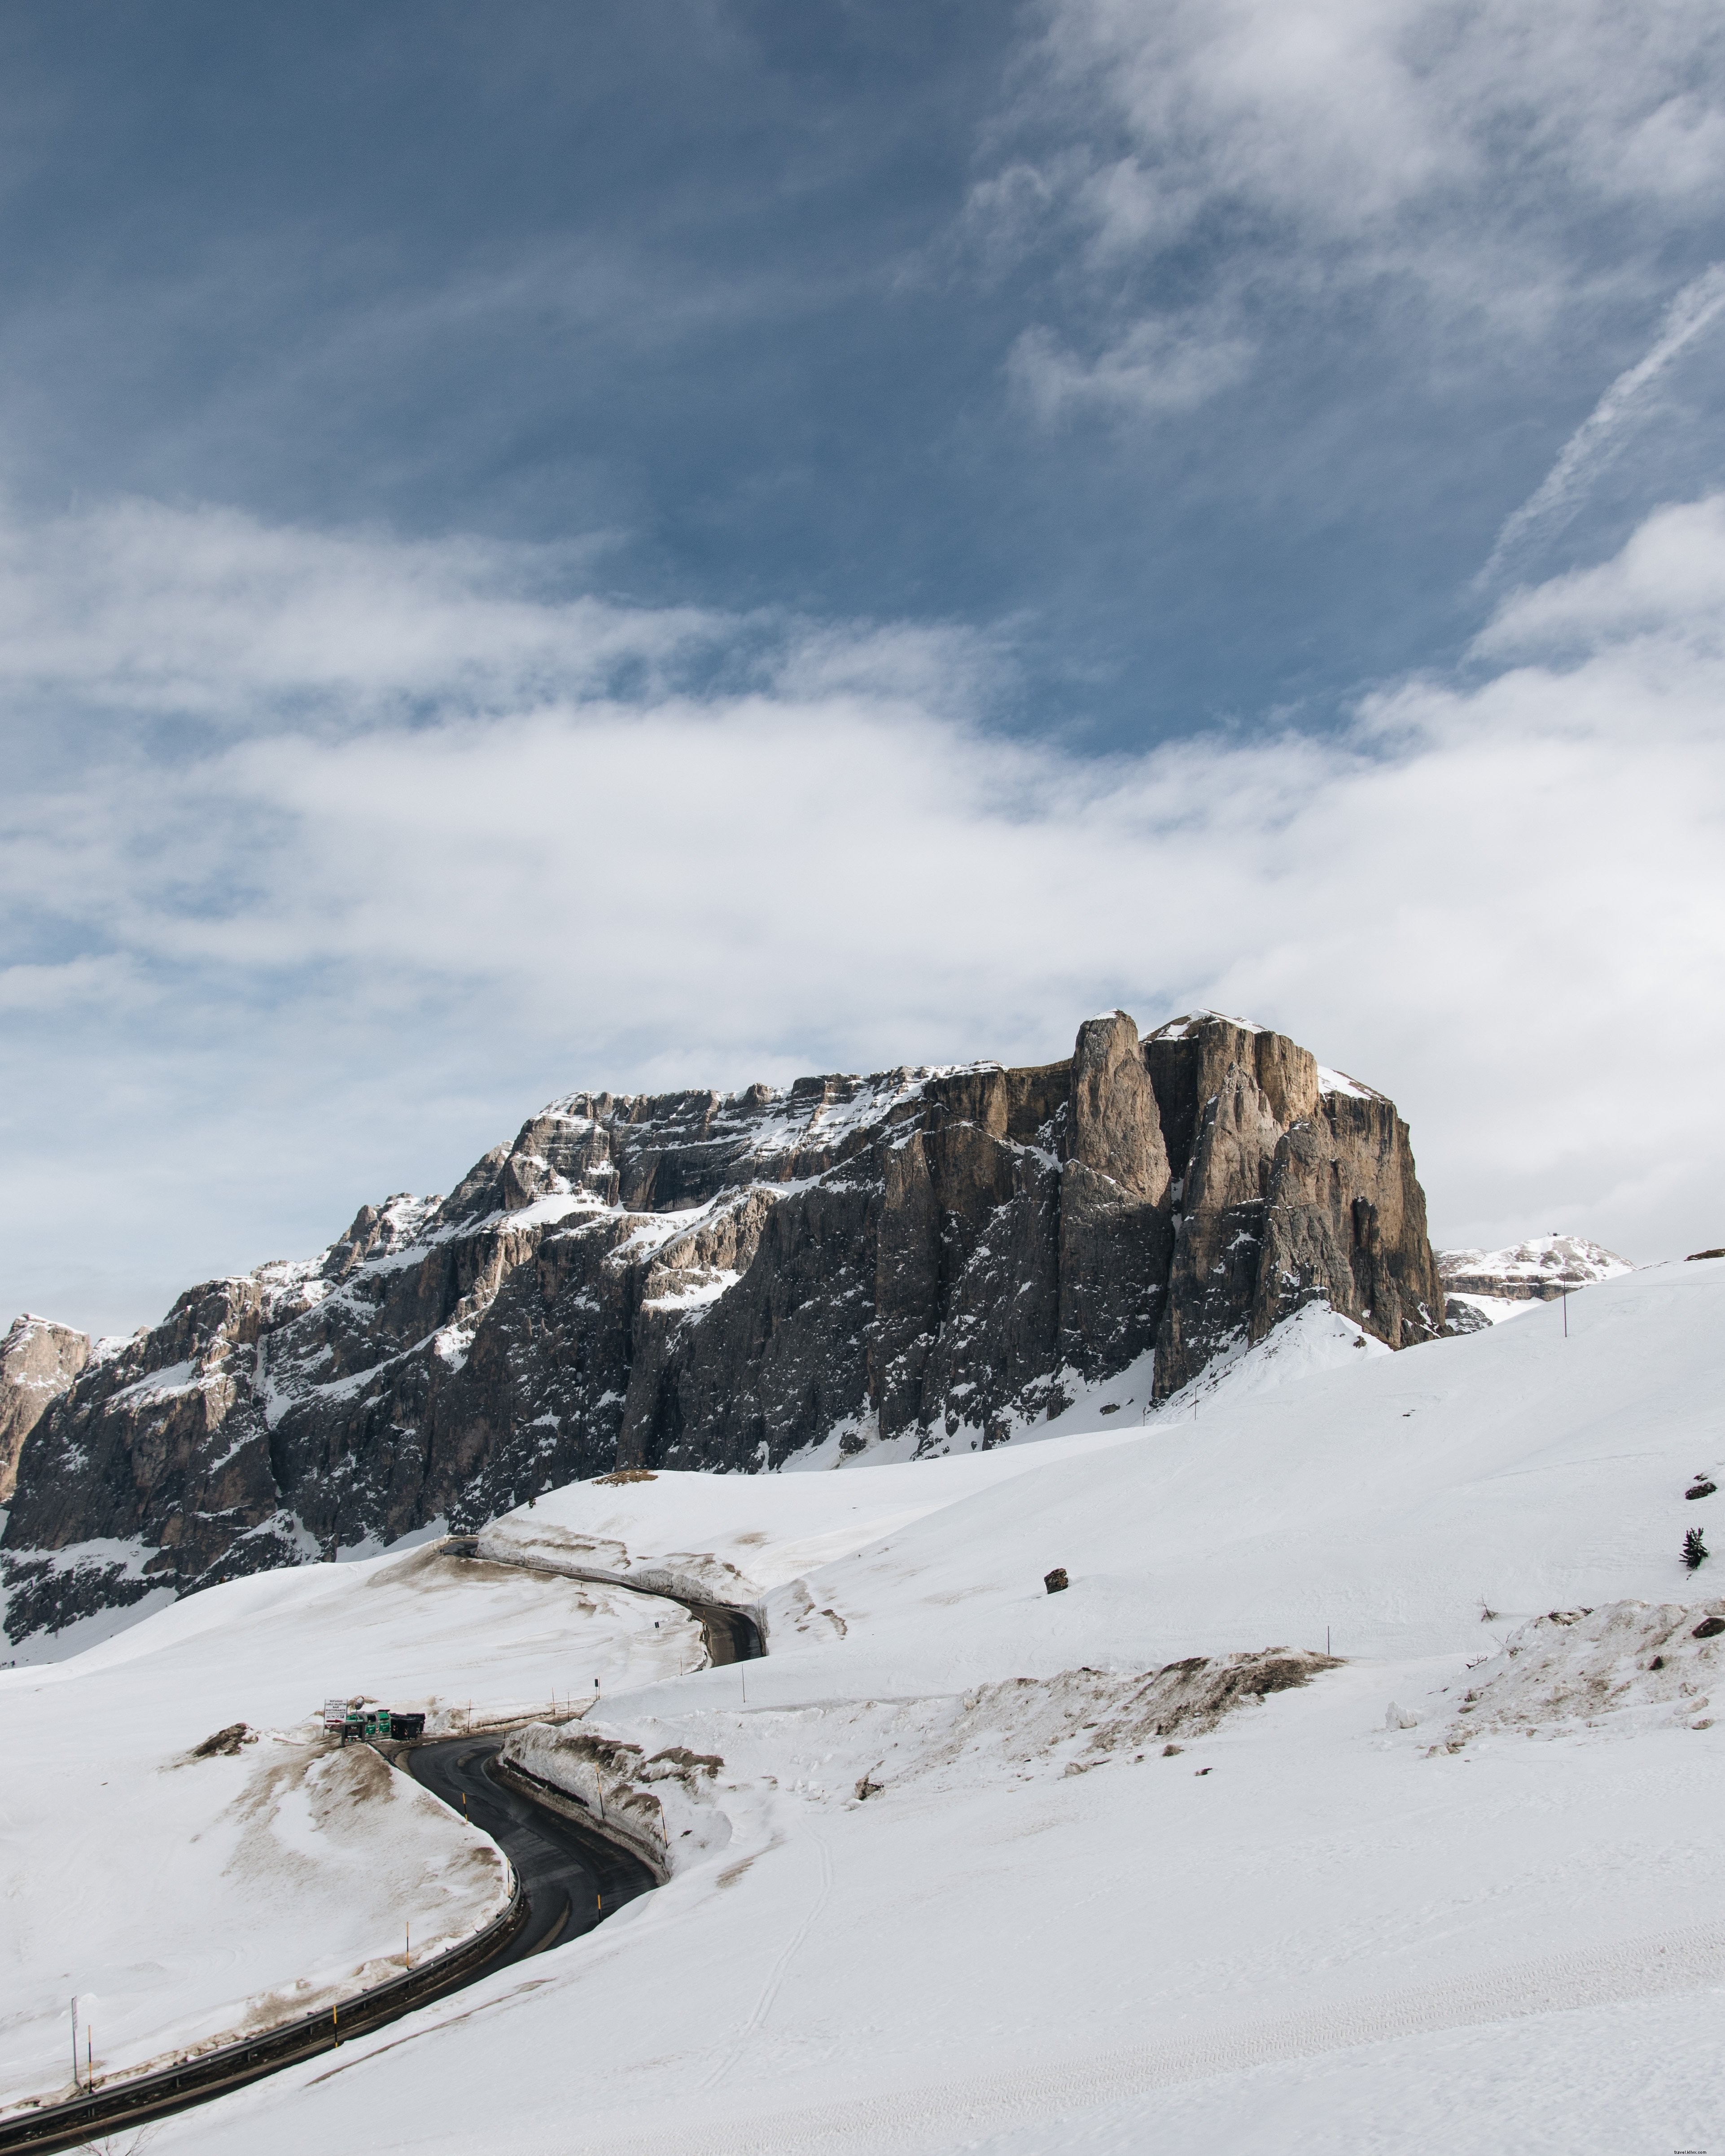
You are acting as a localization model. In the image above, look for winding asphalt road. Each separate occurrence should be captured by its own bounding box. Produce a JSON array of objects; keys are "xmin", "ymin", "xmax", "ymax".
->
[
  {"xmin": 0, "ymin": 1578, "xmax": 761, "ymax": 2155},
  {"xmin": 407, "ymin": 1735, "xmax": 655, "ymax": 1959}
]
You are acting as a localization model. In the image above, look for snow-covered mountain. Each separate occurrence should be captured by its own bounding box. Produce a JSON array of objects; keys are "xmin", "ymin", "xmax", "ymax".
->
[
  {"xmin": 1, "ymin": 1011, "xmax": 1443, "ymax": 1650},
  {"xmin": 1438, "ymin": 1235, "xmax": 1634, "ymax": 1329},
  {"xmin": 7, "ymin": 1253, "xmax": 1724, "ymax": 2155}
]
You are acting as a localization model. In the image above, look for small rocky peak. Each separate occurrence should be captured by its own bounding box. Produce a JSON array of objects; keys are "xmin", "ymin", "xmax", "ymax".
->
[
  {"xmin": 149, "ymin": 1277, "xmax": 268, "ymax": 1369},
  {"xmin": 0, "ymin": 1313, "xmax": 91, "ymax": 1504},
  {"xmin": 322, "ymin": 1192, "xmax": 436, "ymax": 1274},
  {"xmin": 435, "ymin": 1141, "xmax": 514, "ymax": 1224},
  {"xmin": 1068, "ymin": 1012, "xmax": 1171, "ymax": 1205},
  {"xmin": 498, "ymin": 1111, "xmax": 612, "ymax": 1211}
]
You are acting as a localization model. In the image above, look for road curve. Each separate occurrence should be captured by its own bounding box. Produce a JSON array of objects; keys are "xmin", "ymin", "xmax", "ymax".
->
[
  {"xmin": 407, "ymin": 1736, "xmax": 656, "ymax": 1959},
  {"xmin": 445, "ymin": 1540, "xmax": 765, "ymax": 1667},
  {"xmin": 0, "ymin": 1742, "xmax": 656, "ymax": 2156},
  {"xmin": 0, "ymin": 1556, "xmax": 755, "ymax": 2156}
]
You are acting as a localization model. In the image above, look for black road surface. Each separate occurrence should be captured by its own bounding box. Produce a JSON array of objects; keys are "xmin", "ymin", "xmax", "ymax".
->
[{"xmin": 407, "ymin": 1736, "xmax": 656, "ymax": 1961}]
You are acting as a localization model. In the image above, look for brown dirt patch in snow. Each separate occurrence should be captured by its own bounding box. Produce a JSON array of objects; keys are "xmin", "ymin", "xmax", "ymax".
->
[
  {"xmin": 188, "ymin": 1722, "xmax": 254, "ymax": 1758},
  {"xmin": 846, "ymin": 1650, "xmax": 1343, "ymax": 1797},
  {"xmin": 1436, "ymin": 1600, "xmax": 1725, "ymax": 1749}
]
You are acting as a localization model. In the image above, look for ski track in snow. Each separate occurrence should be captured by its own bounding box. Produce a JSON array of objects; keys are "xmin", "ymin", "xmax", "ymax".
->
[{"xmin": 701, "ymin": 1831, "xmax": 834, "ymax": 2094}]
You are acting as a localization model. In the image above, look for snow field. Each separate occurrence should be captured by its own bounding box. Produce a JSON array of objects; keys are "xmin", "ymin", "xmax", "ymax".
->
[{"xmin": 128, "ymin": 1256, "xmax": 1725, "ymax": 2154}]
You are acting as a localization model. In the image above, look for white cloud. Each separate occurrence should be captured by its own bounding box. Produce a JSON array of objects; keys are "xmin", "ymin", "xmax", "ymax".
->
[
  {"xmin": 1475, "ymin": 494, "xmax": 1725, "ymax": 657},
  {"xmin": 1020, "ymin": 0, "xmax": 1725, "ymax": 245},
  {"xmin": 1009, "ymin": 319, "xmax": 1254, "ymax": 420},
  {"xmin": 0, "ymin": 496, "xmax": 728, "ymax": 722},
  {"xmin": 969, "ymin": 0, "xmax": 1725, "ymax": 424},
  {"xmin": 3, "ymin": 494, "xmax": 1723, "ymax": 1333}
]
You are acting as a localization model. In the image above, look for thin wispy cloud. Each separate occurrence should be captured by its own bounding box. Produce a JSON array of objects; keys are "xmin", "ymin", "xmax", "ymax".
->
[{"xmin": 1480, "ymin": 264, "xmax": 1725, "ymax": 585}]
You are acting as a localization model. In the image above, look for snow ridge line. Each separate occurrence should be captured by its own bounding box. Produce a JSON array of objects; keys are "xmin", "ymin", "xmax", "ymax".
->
[{"xmin": 552, "ymin": 1917, "xmax": 1725, "ymax": 2156}]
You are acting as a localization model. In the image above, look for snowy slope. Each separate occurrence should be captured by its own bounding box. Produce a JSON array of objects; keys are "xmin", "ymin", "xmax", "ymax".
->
[
  {"xmin": 17, "ymin": 1256, "xmax": 1725, "ymax": 2155},
  {"xmin": 0, "ymin": 1548, "xmax": 706, "ymax": 2108}
]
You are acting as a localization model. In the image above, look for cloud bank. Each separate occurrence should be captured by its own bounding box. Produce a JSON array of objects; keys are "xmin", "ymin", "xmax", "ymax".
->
[{"xmin": 2, "ymin": 491, "xmax": 1722, "ymax": 1334}]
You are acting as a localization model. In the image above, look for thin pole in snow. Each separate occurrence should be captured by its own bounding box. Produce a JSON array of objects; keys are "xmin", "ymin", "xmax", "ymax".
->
[
  {"xmin": 405, "ymin": 1923, "xmax": 411, "ymax": 1970},
  {"xmin": 88, "ymin": 2028, "xmax": 93, "ymax": 2086},
  {"xmin": 1563, "ymin": 1287, "xmax": 1568, "ymax": 1337},
  {"xmin": 741, "ymin": 1662, "xmax": 747, "ymax": 1706},
  {"xmin": 70, "ymin": 1998, "xmax": 78, "ymax": 2090},
  {"xmin": 1326, "ymin": 1626, "xmax": 1331, "ymax": 1657}
]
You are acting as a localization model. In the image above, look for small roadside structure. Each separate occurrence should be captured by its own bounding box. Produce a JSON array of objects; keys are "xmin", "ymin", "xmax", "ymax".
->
[{"xmin": 324, "ymin": 1698, "xmax": 426, "ymax": 1742}]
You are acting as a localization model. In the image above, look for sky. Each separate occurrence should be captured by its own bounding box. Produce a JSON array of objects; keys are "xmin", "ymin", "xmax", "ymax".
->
[{"xmin": 3, "ymin": 0, "xmax": 1724, "ymax": 1337}]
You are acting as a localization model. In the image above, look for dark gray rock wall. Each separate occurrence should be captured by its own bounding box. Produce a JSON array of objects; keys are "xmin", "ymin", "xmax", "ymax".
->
[{"xmin": 4, "ymin": 1010, "xmax": 1443, "ymax": 1642}]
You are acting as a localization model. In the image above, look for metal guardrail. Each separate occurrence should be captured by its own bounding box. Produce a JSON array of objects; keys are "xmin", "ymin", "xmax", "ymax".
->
[{"xmin": 0, "ymin": 1868, "xmax": 528, "ymax": 2155}]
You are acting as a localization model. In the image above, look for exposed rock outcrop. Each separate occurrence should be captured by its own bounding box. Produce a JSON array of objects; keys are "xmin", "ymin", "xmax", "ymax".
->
[
  {"xmin": 3, "ymin": 1010, "xmax": 1443, "ymax": 1644},
  {"xmin": 0, "ymin": 1315, "xmax": 90, "ymax": 1505},
  {"xmin": 1147, "ymin": 1020, "xmax": 1442, "ymax": 1400}
]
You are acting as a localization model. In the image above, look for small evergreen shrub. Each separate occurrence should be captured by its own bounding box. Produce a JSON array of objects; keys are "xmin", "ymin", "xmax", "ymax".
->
[{"xmin": 1684, "ymin": 1527, "xmax": 1709, "ymax": 1570}]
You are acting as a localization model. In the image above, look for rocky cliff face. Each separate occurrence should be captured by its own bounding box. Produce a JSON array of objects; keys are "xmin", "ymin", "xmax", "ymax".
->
[
  {"xmin": 2, "ymin": 1011, "xmax": 1444, "ymax": 1645},
  {"xmin": 0, "ymin": 1316, "xmax": 90, "ymax": 1506}
]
